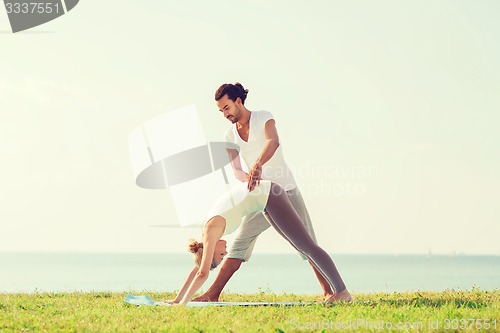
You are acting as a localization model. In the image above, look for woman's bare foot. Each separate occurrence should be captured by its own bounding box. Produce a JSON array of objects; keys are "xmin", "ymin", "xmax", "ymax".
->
[{"xmin": 324, "ymin": 289, "xmax": 352, "ymax": 303}]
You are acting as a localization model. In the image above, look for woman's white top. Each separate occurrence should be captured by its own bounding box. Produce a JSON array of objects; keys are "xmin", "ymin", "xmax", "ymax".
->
[{"xmin": 204, "ymin": 180, "xmax": 272, "ymax": 235}]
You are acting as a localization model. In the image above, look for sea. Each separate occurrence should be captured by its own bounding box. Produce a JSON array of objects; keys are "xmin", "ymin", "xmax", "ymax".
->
[{"xmin": 0, "ymin": 253, "xmax": 498, "ymax": 294}]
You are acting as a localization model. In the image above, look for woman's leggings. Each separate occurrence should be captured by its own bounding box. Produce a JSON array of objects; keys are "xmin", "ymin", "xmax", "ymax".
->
[{"xmin": 264, "ymin": 182, "xmax": 347, "ymax": 293}]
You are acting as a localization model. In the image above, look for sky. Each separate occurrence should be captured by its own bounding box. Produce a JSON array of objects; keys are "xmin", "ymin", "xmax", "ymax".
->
[{"xmin": 1, "ymin": 0, "xmax": 499, "ymax": 255}]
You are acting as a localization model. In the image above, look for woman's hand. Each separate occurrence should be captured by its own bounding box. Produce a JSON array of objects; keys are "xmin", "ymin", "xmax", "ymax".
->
[
  {"xmin": 162, "ymin": 300, "xmax": 176, "ymax": 305},
  {"xmin": 162, "ymin": 300, "xmax": 184, "ymax": 306}
]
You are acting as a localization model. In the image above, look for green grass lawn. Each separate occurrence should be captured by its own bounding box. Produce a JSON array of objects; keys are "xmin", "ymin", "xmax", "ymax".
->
[{"xmin": 0, "ymin": 288, "xmax": 498, "ymax": 332}]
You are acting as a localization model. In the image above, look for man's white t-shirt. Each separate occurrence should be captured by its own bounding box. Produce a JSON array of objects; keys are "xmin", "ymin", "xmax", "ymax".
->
[{"xmin": 225, "ymin": 111, "xmax": 297, "ymax": 191}]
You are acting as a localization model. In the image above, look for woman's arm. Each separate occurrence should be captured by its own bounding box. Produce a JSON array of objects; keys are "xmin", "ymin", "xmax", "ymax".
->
[
  {"xmin": 178, "ymin": 217, "xmax": 225, "ymax": 305},
  {"xmin": 172, "ymin": 265, "xmax": 199, "ymax": 303}
]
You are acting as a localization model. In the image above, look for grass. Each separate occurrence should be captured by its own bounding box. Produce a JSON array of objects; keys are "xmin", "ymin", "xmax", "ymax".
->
[{"xmin": 0, "ymin": 288, "xmax": 498, "ymax": 332}]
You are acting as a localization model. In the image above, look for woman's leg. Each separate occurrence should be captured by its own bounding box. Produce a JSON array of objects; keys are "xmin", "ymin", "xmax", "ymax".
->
[{"xmin": 264, "ymin": 183, "xmax": 347, "ymax": 294}]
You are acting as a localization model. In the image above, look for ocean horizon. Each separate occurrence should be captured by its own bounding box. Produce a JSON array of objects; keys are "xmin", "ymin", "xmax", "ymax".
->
[{"xmin": 1, "ymin": 253, "xmax": 498, "ymax": 295}]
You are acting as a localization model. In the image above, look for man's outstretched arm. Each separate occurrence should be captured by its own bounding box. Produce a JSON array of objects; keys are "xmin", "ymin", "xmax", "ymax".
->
[
  {"xmin": 248, "ymin": 119, "xmax": 279, "ymax": 191},
  {"xmin": 226, "ymin": 148, "xmax": 248, "ymax": 182}
]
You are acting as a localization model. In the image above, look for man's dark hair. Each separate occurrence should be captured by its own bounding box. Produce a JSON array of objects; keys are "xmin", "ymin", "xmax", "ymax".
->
[{"xmin": 215, "ymin": 82, "xmax": 249, "ymax": 104}]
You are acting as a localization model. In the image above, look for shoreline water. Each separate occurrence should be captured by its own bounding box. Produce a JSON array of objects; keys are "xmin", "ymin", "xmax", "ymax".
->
[{"xmin": 1, "ymin": 253, "xmax": 498, "ymax": 294}]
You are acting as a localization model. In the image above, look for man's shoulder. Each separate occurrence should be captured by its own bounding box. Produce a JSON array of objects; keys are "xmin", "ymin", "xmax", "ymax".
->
[
  {"xmin": 253, "ymin": 110, "xmax": 274, "ymax": 125},
  {"xmin": 254, "ymin": 110, "xmax": 273, "ymax": 117}
]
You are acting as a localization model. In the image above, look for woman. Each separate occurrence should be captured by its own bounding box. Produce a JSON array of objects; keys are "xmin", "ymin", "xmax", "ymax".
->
[{"xmin": 171, "ymin": 180, "xmax": 352, "ymax": 305}]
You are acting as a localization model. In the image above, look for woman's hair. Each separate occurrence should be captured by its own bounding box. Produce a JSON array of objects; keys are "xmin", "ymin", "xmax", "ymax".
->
[
  {"xmin": 188, "ymin": 239, "xmax": 218, "ymax": 270},
  {"xmin": 214, "ymin": 82, "xmax": 249, "ymax": 105}
]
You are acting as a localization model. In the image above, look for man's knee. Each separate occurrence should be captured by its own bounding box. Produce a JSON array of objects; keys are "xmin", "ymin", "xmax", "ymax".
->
[
  {"xmin": 221, "ymin": 257, "xmax": 244, "ymax": 272},
  {"xmin": 297, "ymin": 243, "xmax": 321, "ymax": 259}
]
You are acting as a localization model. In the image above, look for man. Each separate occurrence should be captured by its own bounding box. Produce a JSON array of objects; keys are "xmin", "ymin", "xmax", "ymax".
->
[{"xmin": 192, "ymin": 82, "xmax": 336, "ymax": 302}]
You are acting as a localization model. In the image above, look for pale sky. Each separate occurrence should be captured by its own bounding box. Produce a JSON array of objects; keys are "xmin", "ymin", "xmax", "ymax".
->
[{"xmin": 1, "ymin": 0, "xmax": 498, "ymax": 255}]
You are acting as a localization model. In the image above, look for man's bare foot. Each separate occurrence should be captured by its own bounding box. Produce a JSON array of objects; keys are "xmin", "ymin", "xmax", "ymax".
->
[
  {"xmin": 318, "ymin": 293, "xmax": 336, "ymax": 302},
  {"xmin": 191, "ymin": 294, "xmax": 219, "ymax": 302},
  {"xmin": 324, "ymin": 289, "xmax": 352, "ymax": 303}
]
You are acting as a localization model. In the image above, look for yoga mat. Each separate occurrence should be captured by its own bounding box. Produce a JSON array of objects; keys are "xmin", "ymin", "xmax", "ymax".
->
[{"xmin": 124, "ymin": 294, "xmax": 313, "ymax": 307}]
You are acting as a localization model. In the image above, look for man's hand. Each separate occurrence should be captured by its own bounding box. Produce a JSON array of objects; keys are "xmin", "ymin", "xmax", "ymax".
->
[{"xmin": 247, "ymin": 163, "xmax": 262, "ymax": 191}]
